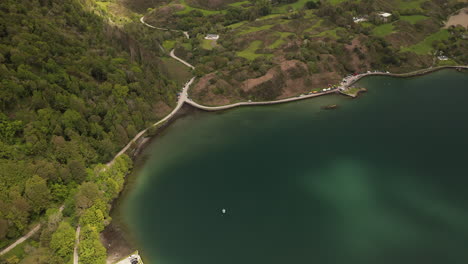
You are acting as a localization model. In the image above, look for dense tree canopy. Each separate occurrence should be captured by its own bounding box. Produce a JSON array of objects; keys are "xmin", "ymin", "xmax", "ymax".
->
[{"xmin": 0, "ymin": 0, "xmax": 170, "ymax": 258}]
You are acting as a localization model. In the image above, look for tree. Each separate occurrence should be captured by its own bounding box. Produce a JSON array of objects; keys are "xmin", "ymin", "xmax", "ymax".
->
[
  {"xmin": 68, "ymin": 159, "xmax": 87, "ymax": 183},
  {"xmin": 79, "ymin": 225, "xmax": 107, "ymax": 264},
  {"xmin": 75, "ymin": 182, "xmax": 101, "ymax": 212},
  {"xmin": 79, "ymin": 205, "xmax": 105, "ymax": 232},
  {"xmin": 24, "ymin": 175, "xmax": 51, "ymax": 214},
  {"xmin": 305, "ymin": 1, "xmax": 319, "ymax": 9},
  {"xmin": 50, "ymin": 221, "xmax": 75, "ymax": 261},
  {"xmin": 0, "ymin": 217, "xmax": 7, "ymax": 240}
]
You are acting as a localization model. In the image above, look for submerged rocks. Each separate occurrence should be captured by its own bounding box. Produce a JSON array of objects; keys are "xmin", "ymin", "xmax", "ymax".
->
[
  {"xmin": 341, "ymin": 87, "xmax": 368, "ymax": 98},
  {"xmin": 322, "ymin": 104, "xmax": 338, "ymax": 110}
]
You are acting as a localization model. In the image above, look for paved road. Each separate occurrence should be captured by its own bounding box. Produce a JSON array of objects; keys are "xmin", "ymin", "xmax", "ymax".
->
[
  {"xmin": 170, "ymin": 49, "xmax": 195, "ymax": 69},
  {"xmin": 186, "ymin": 89, "xmax": 339, "ymax": 111},
  {"xmin": 106, "ymin": 76, "xmax": 195, "ymax": 167},
  {"xmin": 73, "ymin": 226, "xmax": 81, "ymax": 264}
]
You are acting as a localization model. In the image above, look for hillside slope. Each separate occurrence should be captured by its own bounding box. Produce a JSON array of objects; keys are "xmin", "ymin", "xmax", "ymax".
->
[{"xmin": 0, "ymin": 0, "xmax": 175, "ymax": 262}]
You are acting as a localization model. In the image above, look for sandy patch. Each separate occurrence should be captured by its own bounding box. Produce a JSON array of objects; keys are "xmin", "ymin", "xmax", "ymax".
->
[
  {"xmin": 241, "ymin": 68, "xmax": 278, "ymax": 91},
  {"xmin": 101, "ymin": 223, "xmax": 135, "ymax": 264},
  {"xmin": 445, "ymin": 8, "xmax": 468, "ymax": 28}
]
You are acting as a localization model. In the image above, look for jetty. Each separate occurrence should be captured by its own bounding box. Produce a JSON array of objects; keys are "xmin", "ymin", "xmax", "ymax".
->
[{"xmin": 115, "ymin": 251, "xmax": 144, "ymax": 264}]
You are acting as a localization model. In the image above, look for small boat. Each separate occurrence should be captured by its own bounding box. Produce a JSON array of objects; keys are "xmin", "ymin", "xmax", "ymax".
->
[{"xmin": 222, "ymin": 208, "xmax": 226, "ymax": 214}]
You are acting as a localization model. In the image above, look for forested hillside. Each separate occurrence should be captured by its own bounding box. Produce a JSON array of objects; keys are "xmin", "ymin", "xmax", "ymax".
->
[{"xmin": 0, "ymin": 0, "xmax": 175, "ymax": 262}]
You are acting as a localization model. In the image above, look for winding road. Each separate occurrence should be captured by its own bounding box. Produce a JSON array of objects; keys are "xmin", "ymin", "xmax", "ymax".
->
[
  {"xmin": 140, "ymin": 16, "xmax": 189, "ymax": 39},
  {"xmin": 106, "ymin": 16, "xmax": 468, "ymax": 166}
]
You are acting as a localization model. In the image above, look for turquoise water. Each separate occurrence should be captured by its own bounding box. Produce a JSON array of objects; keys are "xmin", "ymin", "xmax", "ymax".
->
[{"xmin": 124, "ymin": 70, "xmax": 468, "ymax": 264}]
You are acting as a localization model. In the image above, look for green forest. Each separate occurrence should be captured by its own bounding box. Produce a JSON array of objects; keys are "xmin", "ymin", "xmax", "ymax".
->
[{"xmin": 0, "ymin": 0, "xmax": 175, "ymax": 263}]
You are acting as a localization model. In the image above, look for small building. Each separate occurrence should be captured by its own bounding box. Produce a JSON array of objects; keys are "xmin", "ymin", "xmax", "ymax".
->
[
  {"xmin": 378, "ymin": 12, "xmax": 392, "ymax": 23},
  {"xmin": 437, "ymin": 55, "xmax": 449, "ymax": 61},
  {"xmin": 353, "ymin": 16, "xmax": 368, "ymax": 23},
  {"xmin": 204, "ymin": 34, "xmax": 219, "ymax": 40}
]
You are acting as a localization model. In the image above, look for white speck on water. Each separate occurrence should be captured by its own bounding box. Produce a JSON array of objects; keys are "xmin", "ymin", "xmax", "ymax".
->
[{"xmin": 222, "ymin": 208, "xmax": 226, "ymax": 214}]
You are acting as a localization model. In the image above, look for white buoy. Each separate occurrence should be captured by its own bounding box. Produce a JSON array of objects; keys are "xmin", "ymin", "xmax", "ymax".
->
[{"xmin": 222, "ymin": 208, "xmax": 226, "ymax": 214}]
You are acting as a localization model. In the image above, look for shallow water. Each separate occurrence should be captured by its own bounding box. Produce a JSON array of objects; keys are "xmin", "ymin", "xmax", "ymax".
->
[{"xmin": 124, "ymin": 70, "xmax": 468, "ymax": 264}]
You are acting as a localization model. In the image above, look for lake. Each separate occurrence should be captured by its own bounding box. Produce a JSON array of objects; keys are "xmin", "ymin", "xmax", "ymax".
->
[{"xmin": 123, "ymin": 70, "xmax": 468, "ymax": 264}]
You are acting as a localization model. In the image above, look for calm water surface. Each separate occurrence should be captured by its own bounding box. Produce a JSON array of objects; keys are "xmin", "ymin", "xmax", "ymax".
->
[{"xmin": 124, "ymin": 70, "xmax": 468, "ymax": 264}]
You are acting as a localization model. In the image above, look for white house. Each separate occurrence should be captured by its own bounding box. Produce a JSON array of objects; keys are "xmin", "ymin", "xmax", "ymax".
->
[
  {"xmin": 205, "ymin": 34, "xmax": 219, "ymax": 40},
  {"xmin": 378, "ymin": 12, "xmax": 392, "ymax": 22},
  {"xmin": 353, "ymin": 16, "xmax": 368, "ymax": 23}
]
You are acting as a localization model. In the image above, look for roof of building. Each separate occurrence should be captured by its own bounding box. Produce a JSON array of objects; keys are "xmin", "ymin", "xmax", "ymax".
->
[{"xmin": 379, "ymin": 12, "xmax": 392, "ymax": 18}]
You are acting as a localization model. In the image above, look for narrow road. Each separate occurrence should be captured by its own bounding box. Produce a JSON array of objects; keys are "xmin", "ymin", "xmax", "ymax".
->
[
  {"xmin": 0, "ymin": 205, "xmax": 65, "ymax": 257},
  {"xmin": 106, "ymin": 76, "xmax": 195, "ymax": 167},
  {"xmin": 140, "ymin": 16, "xmax": 189, "ymax": 39},
  {"xmin": 186, "ymin": 89, "xmax": 338, "ymax": 111},
  {"xmin": 73, "ymin": 226, "xmax": 81, "ymax": 264},
  {"xmin": 170, "ymin": 49, "xmax": 195, "ymax": 69},
  {"xmin": 0, "ymin": 224, "xmax": 41, "ymax": 256}
]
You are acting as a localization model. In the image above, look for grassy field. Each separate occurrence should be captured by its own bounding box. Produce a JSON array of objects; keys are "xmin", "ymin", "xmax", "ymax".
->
[
  {"xmin": 328, "ymin": 0, "xmax": 357, "ymax": 4},
  {"xmin": 175, "ymin": 0, "xmax": 224, "ymax": 15},
  {"xmin": 400, "ymin": 15, "xmax": 428, "ymax": 24},
  {"xmin": 238, "ymin": 24, "xmax": 274, "ymax": 35},
  {"xmin": 237, "ymin": 40, "xmax": 271, "ymax": 60},
  {"xmin": 163, "ymin": 40, "xmax": 176, "ymax": 51},
  {"xmin": 268, "ymin": 32, "xmax": 294, "ymax": 49},
  {"xmin": 397, "ymin": 0, "xmax": 425, "ymax": 10},
  {"xmin": 228, "ymin": 1, "xmax": 250, "ymax": 7},
  {"xmin": 436, "ymin": 58, "xmax": 458, "ymax": 66},
  {"xmin": 361, "ymin": 21, "xmax": 374, "ymax": 28},
  {"xmin": 402, "ymin": 29, "xmax": 450, "ymax": 54},
  {"xmin": 372, "ymin": 23, "xmax": 395, "ymax": 37},
  {"xmin": 258, "ymin": 14, "xmax": 284, "ymax": 20},
  {"xmin": 201, "ymin": 39, "xmax": 216, "ymax": 50},
  {"xmin": 316, "ymin": 28, "xmax": 339, "ymax": 38},
  {"xmin": 228, "ymin": 21, "xmax": 247, "ymax": 29},
  {"xmin": 273, "ymin": 0, "xmax": 310, "ymax": 13},
  {"xmin": 304, "ymin": 19, "xmax": 323, "ymax": 32},
  {"xmin": 161, "ymin": 58, "xmax": 192, "ymax": 87}
]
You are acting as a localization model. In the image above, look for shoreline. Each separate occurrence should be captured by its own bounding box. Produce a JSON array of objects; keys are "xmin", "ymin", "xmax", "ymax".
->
[
  {"xmin": 104, "ymin": 66, "xmax": 467, "ymax": 263},
  {"xmin": 102, "ymin": 104, "xmax": 201, "ymax": 264}
]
